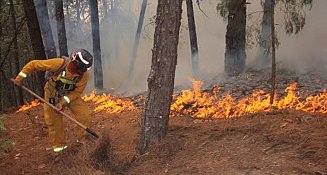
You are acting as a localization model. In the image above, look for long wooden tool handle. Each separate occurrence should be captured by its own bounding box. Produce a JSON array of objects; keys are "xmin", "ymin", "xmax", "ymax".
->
[{"xmin": 11, "ymin": 78, "xmax": 99, "ymax": 138}]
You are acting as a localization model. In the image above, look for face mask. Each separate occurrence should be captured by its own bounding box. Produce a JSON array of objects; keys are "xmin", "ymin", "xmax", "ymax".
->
[
  {"xmin": 68, "ymin": 61, "xmax": 78, "ymax": 74},
  {"xmin": 70, "ymin": 51, "xmax": 90, "ymax": 74},
  {"xmin": 72, "ymin": 60, "xmax": 89, "ymax": 75}
]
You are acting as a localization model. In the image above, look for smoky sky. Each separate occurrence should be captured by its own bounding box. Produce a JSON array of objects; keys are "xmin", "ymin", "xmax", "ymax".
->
[{"xmin": 41, "ymin": 0, "xmax": 327, "ymax": 95}]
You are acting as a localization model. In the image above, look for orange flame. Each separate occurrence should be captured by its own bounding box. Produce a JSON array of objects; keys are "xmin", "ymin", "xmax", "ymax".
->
[
  {"xmin": 171, "ymin": 81, "xmax": 327, "ymax": 118},
  {"xmin": 15, "ymin": 81, "xmax": 327, "ymax": 118},
  {"xmin": 16, "ymin": 100, "xmax": 40, "ymax": 113},
  {"xmin": 83, "ymin": 90, "xmax": 137, "ymax": 113}
]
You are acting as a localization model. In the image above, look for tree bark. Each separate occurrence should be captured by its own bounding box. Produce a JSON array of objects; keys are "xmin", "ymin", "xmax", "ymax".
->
[
  {"xmin": 224, "ymin": 0, "xmax": 246, "ymax": 77},
  {"xmin": 54, "ymin": 0, "xmax": 68, "ymax": 56},
  {"xmin": 34, "ymin": 0, "xmax": 57, "ymax": 58},
  {"xmin": 75, "ymin": 0, "xmax": 81, "ymax": 36},
  {"xmin": 22, "ymin": 0, "xmax": 46, "ymax": 95},
  {"xmin": 76, "ymin": 0, "xmax": 80, "ymax": 23},
  {"xmin": 270, "ymin": 0, "xmax": 276, "ymax": 105},
  {"xmin": 0, "ymin": 0, "xmax": 4, "ymax": 111},
  {"xmin": 0, "ymin": 0, "xmax": 3, "ymax": 111},
  {"xmin": 128, "ymin": 0, "xmax": 147, "ymax": 79},
  {"xmin": 65, "ymin": 1, "xmax": 70, "ymax": 22},
  {"xmin": 186, "ymin": 0, "xmax": 200, "ymax": 78},
  {"xmin": 9, "ymin": 0, "xmax": 24, "ymax": 106},
  {"xmin": 257, "ymin": 0, "xmax": 273, "ymax": 66},
  {"xmin": 102, "ymin": 0, "xmax": 108, "ymax": 18},
  {"xmin": 90, "ymin": 0, "xmax": 103, "ymax": 89},
  {"xmin": 138, "ymin": 0, "xmax": 183, "ymax": 154}
]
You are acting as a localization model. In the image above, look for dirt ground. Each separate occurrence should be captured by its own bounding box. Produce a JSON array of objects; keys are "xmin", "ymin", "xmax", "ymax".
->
[{"xmin": 1, "ymin": 103, "xmax": 327, "ymax": 175}]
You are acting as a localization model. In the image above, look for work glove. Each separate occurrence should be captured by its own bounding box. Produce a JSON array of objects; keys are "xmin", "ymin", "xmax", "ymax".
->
[
  {"xmin": 13, "ymin": 79, "xmax": 22, "ymax": 87},
  {"xmin": 55, "ymin": 102, "xmax": 64, "ymax": 111}
]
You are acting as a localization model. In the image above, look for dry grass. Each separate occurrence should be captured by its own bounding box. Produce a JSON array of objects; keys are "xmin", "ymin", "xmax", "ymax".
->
[{"xmin": 50, "ymin": 129, "xmax": 116, "ymax": 175}]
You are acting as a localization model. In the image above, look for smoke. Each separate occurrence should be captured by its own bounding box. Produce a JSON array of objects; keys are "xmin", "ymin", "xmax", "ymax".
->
[
  {"xmin": 73, "ymin": 0, "xmax": 227, "ymax": 94},
  {"xmin": 112, "ymin": 0, "xmax": 228, "ymax": 94},
  {"xmin": 247, "ymin": 0, "xmax": 327, "ymax": 74},
  {"xmin": 274, "ymin": 1, "xmax": 327, "ymax": 74},
  {"xmin": 40, "ymin": 0, "xmax": 326, "ymax": 95}
]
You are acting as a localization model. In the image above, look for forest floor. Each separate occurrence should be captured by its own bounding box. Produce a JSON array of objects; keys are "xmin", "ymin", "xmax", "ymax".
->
[{"xmin": 1, "ymin": 69, "xmax": 327, "ymax": 175}]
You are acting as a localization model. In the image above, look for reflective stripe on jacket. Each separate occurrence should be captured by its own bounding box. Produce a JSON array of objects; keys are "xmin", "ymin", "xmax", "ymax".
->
[{"xmin": 15, "ymin": 58, "xmax": 89, "ymax": 105}]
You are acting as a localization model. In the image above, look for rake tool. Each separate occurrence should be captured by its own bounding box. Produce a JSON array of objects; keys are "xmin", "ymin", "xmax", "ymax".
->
[{"xmin": 11, "ymin": 78, "xmax": 99, "ymax": 138}]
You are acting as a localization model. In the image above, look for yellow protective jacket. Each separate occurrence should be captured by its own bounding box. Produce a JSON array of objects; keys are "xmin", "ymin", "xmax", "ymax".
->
[{"xmin": 15, "ymin": 58, "xmax": 89, "ymax": 105}]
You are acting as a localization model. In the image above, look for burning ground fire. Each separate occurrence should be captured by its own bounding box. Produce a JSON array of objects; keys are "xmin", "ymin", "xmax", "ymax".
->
[
  {"xmin": 16, "ymin": 80, "xmax": 327, "ymax": 118},
  {"xmin": 16, "ymin": 91, "xmax": 137, "ymax": 113},
  {"xmin": 170, "ymin": 80, "xmax": 327, "ymax": 118},
  {"xmin": 16, "ymin": 100, "xmax": 40, "ymax": 113},
  {"xmin": 82, "ymin": 90, "xmax": 137, "ymax": 113}
]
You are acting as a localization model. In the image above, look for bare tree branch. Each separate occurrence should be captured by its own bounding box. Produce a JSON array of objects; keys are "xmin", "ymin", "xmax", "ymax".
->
[
  {"xmin": 0, "ymin": 17, "xmax": 26, "ymax": 69},
  {"xmin": 196, "ymin": 0, "xmax": 208, "ymax": 17}
]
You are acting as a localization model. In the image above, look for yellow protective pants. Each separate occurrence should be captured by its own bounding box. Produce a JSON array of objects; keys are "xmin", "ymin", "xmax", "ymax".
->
[{"xmin": 43, "ymin": 83, "xmax": 92, "ymax": 148}]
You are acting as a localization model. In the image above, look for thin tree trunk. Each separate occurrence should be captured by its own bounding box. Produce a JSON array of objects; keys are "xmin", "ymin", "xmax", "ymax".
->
[
  {"xmin": 76, "ymin": 0, "xmax": 81, "ymax": 36},
  {"xmin": 0, "ymin": 0, "xmax": 14, "ymax": 110},
  {"xmin": 102, "ymin": 0, "xmax": 108, "ymax": 18},
  {"xmin": 9, "ymin": 0, "xmax": 24, "ymax": 106},
  {"xmin": 65, "ymin": 1, "xmax": 69, "ymax": 21},
  {"xmin": 34, "ymin": 0, "xmax": 57, "ymax": 58},
  {"xmin": 128, "ymin": 0, "xmax": 147, "ymax": 79},
  {"xmin": 270, "ymin": 0, "xmax": 276, "ymax": 105},
  {"xmin": 22, "ymin": 0, "xmax": 46, "ymax": 96},
  {"xmin": 0, "ymin": 18, "xmax": 27, "ymax": 110},
  {"xmin": 110, "ymin": 0, "xmax": 119, "ymax": 63},
  {"xmin": 138, "ymin": 0, "xmax": 183, "ymax": 154},
  {"xmin": 224, "ymin": 0, "xmax": 246, "ymax": 77},
  {"xmin": 0, "ymin": 0, "xmax": 2, "ymax": 111},
  {"xmin": 186, "ymin": 0, "xmax": 200, "ymax": 78},
  {"xmin": 76, "ymin": 0, "xmax": 80, "ymax": 24},
  {"xmin": 257, "ymin": 0, "xmax": 273, "ymax": 66},
  {"xmin": 55, "ymin": 0, "xmax": 68, "ymax": 56},
  {"xmin": 90, "ymin": 0, "xmax": 104, "ymax": 89}
]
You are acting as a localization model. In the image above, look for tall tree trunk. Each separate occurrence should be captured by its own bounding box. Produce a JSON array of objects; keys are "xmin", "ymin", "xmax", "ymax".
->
[
  {"xmin": 0, "ymin": 0, "xmax": 14, "ymax": 111},
  {"xmin": 22, "ymin": 0, "xmax": 46, "ymax": 96},
  {"xmin": 76, "ymin": 0, "xmax": 81, "ymax": 36},
  {"xmin": 270, "ymin": 0, "xmax": 276, "ymax": 105},
  {"xmin": 110, "ymin": 0, "xmax": 119, "ymax": 64},
  {"xmin": 54, "ymin": 0, "xmax": 68, "ymax": 56},
  {"xmin": 224, "ymin": 0, "xmax": 246, "ymax": 77},
  {"xmin": 76, "ymin": 0, "xmax": 80, "ymax": 23},
  {"xmin": 90, "ymin": 0, "xmax": 103, "ymax": 89},
  {"xmin": 186, "ymin": 0, "xmax": 200, "ymax": 78},
  {"xmin": 102, "ymin": 0, "xmax": 108, "ymax": 18},
  {"xmin": 257, "ymin": 0, "xmax": 273, "ymax": 66},
  {"xmin": 34, "ymin": 0, "xmax": 57, "ymax": 58},
  {"xmin": 0, "ymin": 0, "xmax": 3, "ymax": 111},
  {"xmin": 65, "ymin": 1, "xmax": 70, "ymax": 22},
  {"xmin": 138, "ymin": 0, "xmax": 183, "ymax": 154},
  {"xmin": 128, "ymin": 0, "xmax": 147, "ymax": 79},
  {"xmin": 9, "ymin": 0, "xmax": 24, "ymax": 106}
]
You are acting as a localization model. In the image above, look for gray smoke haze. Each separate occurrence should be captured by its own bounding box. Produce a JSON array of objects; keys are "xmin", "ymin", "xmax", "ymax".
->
[
  {"xmin": 40, "ymin": 0, "xmax": 327, "ymax": 95},
  {"xmin": 273, "ymin": 1, "xmax": 327, "ymax": 74},
  {"xmin": 247, "ymin": 0, "xmax": 327, "ymax": 74}
]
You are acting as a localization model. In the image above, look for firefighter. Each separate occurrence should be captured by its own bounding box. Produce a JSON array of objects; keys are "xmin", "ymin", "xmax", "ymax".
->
[{"xmin": 13, "ymin": 49, "xmax": 93, "ymax": 153}]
